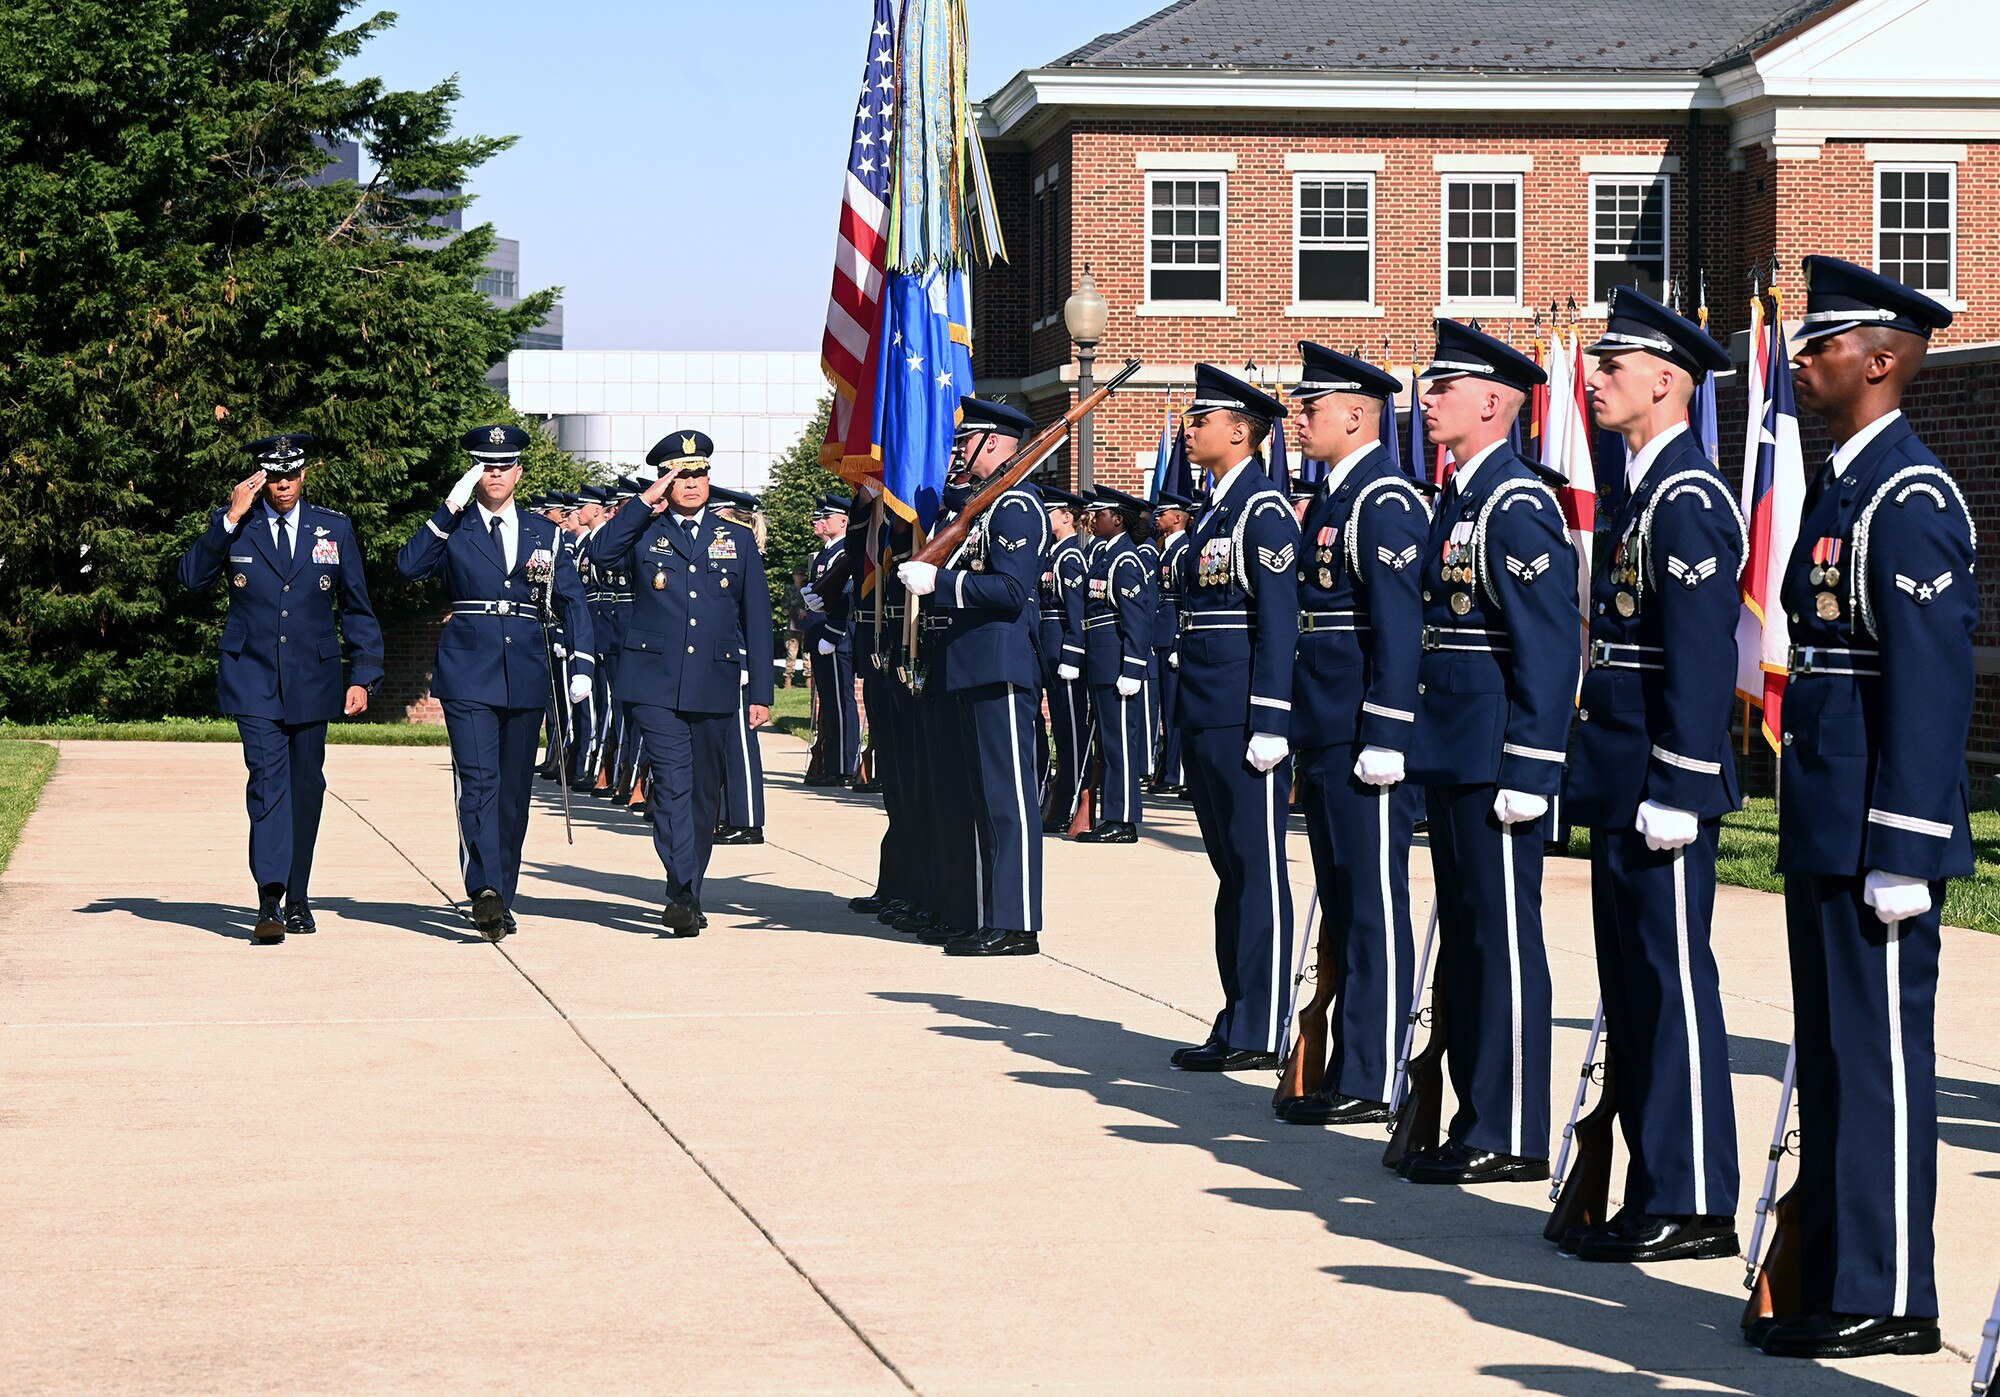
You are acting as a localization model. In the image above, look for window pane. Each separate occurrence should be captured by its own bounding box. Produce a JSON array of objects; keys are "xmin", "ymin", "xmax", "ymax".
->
[
  {"xmin": 1152, "ymin": 267, "xmax": 1221, "ymax": 300},
  {"xmin": 1300, "ymin": 248, "xmax": 1369, "ymax": 302}
]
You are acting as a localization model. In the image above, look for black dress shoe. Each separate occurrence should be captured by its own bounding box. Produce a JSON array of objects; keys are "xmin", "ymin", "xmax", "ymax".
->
[
  {"xmin": 1174, "ymin": 1045, "xmax": 1282, "ymax": 1073},
  {"xmin": 1282, "ymin": 1091, "xmax": 1392, "ymax": 1126},
  {"xmin": 611, "ymin": 784, "xmax": 635, "ymax": 804},
  {"xmin": 659, "ymin": 888, "xmax": 700, "ymax": 935},
  {"xmin": 714, "ymin": 826, "xmax": 765, "ymax": 845},
  {"xmin": 696, "ymin": 912, "xmax": 709, "ymax": 930},
  {"xmin": 1393, "ymin": 1140, "xmax": 1461, "ymax": 1178},
  {"xmin": 875, "ymin": 900, "xmax": 913, "ymax": 925},
  {"xmin": 918, "ymin": 923, "xmax": 972, "ymax": 947},
  {"xmin": 470, "ymin": 888, "xmax": 507, "ymax": 942},
  {"xmin": 1743, "ymin": 1314, "xmax": 1800, "ymax": 1348},
  {"xmin": 1042, "ymin": 818, "xmax": 1070, "ymax": 834},
  {"xmin": 1575, "ymin": 1213, "xmax": 1739, "ymax": 1263},
  {"xmin": 893, "ymin": 911, "xmax": 936, "ymax": 935},
  {"xmin": 500, "ymin": 911, "xmax": 518, "ymax": 939},
  {"xmin": 535, "ymin": 761, "xmax": 560, "ymax": 781},
  {"xmin": 253, "ymin": 886, "xmax": 286, "ymax": 944},
  {"xmin": 283, "ymin": 902, "xmax": 317, "ymax": 936},
  {"xmin": 943, "ymin": 927, "xmax": 1041, "ymax": 957},
  {"xmin": 1073, "ymin": 821, "xmax": 1138, "ymax": 844},
  {"xmin": 849, "ymin": 894, "xmax": 892, "ymax": 914},
  {"xmin": 1404, "ymin": 1143, "xmax": 1550, "ymax": 1186},
  {"xmin": 1170, "ymin": 1038, "xmax": 1224, "ymax": 1067},
  {"xmin": 851, "ymin": 779, "xmax": 883, "ymax": 793},
  {"xmin": 1760, "ymin": 1312, "xmax": 1941, "ymax": 1359}
]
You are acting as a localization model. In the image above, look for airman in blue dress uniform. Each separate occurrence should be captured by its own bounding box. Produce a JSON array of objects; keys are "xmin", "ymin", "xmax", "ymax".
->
[
  {"xmin": 805, "ymin": 496, "xmax": 860, "ymax": 786},
  {"xmin": 178, "ymin": 433, "xmax": 385, "ymax": 943},
  {"xmin": 1040, "ymin": 487, "xmax": 1091, "ymax": 831},
  {"xmin": 711, "ymin": 486, "xmax": 768, "ymax": 845},
  {"xmin": 604, "ymin": 478, "xmax": 649, "ymax": 804},
  {"xmin": 1277, "ymin": 345, "xmax": 1428, "ymax": 1124},
  {"xmin": 1752, "ymin": 259, "xmax": 1967, "ymax": 1362},
  {"xmin": 1402, "ymin": 321, "xmax": 1578, "ymax": 1182},
  {"xmin": 898, "ymin": 397, "xmax": 1050, "ymax": 956},
  {"xmin": 1146, "ymin": 492, "xmax": 1195, "ymax": 795},
  {"xmin": 396, "ymin": 425, "xmax": 596, "ymax": 940},
  {"xmin": 1075, "ymin": 487, "xmax": 1154, "ymax": 843},
  {"xmin": 569, "ymin": 484, "xmax": 613, "ymax": 788},
  {"xmin": 588, "ymin": 432, "xmax": 774, "ymax": 932},
  {"xmin": 1168, "ymin": 364, "xmax": 1301, "ymax": 1072},
  {"xmin": 1562, "ymin": 288, "xmax": 1744, "ymax": 1260}
]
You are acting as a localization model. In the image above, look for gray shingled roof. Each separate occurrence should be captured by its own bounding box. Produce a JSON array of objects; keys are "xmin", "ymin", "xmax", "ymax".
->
[{"xmin": 1054, "ymin": 0, "xmax": 1849, "ymax": 74}]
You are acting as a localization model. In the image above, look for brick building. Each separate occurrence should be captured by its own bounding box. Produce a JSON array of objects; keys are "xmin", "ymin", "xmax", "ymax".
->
[{"xmin": 971, "ymin": 0, "xmax": 2000, "ymax": 764}]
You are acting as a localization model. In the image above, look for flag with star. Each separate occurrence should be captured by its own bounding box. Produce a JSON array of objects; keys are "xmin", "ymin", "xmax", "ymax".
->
[
  {"xmin": 873, "ymin": 266, "xmax": 973, "ymax": 530},
  {"xmin": 819, "ymin": 0, "xmax": 897, "ymax": 473}
]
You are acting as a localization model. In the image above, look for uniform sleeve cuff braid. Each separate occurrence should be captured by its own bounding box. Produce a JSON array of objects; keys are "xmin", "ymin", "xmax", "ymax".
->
[
  {"xmin": 1650, "ymin": 744, "xmax": 1721, "ymax": 775},
  {"xmin": 1867, "ymin": 807, "xmax": 1953, "ymax": 838},
  {"xmin": 1501, "ymin": 742, "xmax": 1564, "ymax": 763},
  {"xmin": 1361, "ymin": 701, "xmax": 1415, "ymax": 723},
  {"xmin": 1250, "ymin": 696, "xmax": 1292, "ymax": 711}
]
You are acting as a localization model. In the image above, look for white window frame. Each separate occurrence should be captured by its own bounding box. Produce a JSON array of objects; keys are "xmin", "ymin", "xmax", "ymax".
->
[
  {"xmin": 1438, "ymin": 174, "xmax": 1525, "ymax": 312},
  {"xmin": 1139, "ymin": 170, "xmax": 1234, "ymax": 317},
  {"xmin": 1030, "ymin": 163, "xmax": 1062, "ymax": 332},
  {"xmin": 1587, "ymin": 174, "xmax": 1672, "ymax": 312},
  {"xmin": 1289, "ymin": 171, "xmax": 1381, "ymax": 318},
  {"xmin": 1874, "ymin": 163, "xmax": 1958, "ymax": 304}
]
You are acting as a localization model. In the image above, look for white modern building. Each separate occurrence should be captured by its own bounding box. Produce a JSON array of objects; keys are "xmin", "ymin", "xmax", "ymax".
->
[{"xmin": 505, "ymin": 350, "xmax": 826, "ymax": 490}]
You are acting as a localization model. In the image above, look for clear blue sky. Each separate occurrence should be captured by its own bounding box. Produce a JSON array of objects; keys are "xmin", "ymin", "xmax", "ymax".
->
[{"xmin": 349, "ymin": 0, "xmax": 1159, "ymax": 351}]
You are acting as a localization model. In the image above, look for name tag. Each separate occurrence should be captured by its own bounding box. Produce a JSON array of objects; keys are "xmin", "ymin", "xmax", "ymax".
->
[
  {"xmin": 312, "ymin": 538, "xmax": 340, "ymax": 565},
  {"xmin": 229, "ymin": 554, "xmax": 254, "ymax": 564}
]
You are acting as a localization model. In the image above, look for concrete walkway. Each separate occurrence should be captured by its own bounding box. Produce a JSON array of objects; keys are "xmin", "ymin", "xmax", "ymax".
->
[{"xmin": 2, "ymin": 736, "xmax": 1996, "ymax": 1395}]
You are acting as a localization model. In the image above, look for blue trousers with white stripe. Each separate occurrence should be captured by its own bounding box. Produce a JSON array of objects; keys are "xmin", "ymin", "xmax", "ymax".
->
[
  {"xmin": 1297, "ymin": 745, "xmax": 1418, "ymax": 1104},
  {"xmin": 1786, "ymin": 871, "xmax": 1941, "ymax": 1319},
  {"xmin": 813, "ymin": 646, "xmax": 860, "ymax": 778},
  {"xmin": 1089, "ymin": 684, "xmax": 1145, "ymax": 825},
  {"xmin": 1045, "ymin": 675, "xmax": 1090, "ymax": 821},
  {"xmin": 441, "ymin": 700, "xmax": 543, "ymax": 906},
  {"xmin": 1590, "ymin": 824, "xmax": 1738, "ymax": 1217},
  {"xmin": 1184, "ymin": 726, "xmax": 1295, "ymax": 1054},
  {"xmin": 1426, "ymin": 783, "xmax": 1552, "ymax": 1160},
  {"xmin": 1153, "ymin": 658, "xmax": 1183, "ymax": 786},
  {"xmin": 721, "ymin": 682, "xmax": 766, "ymax": 829},
  {"xmin": 959, "ymin": 682, "xmax": 1043, "ymax": 934},
  {"xmin": 918, "ymin": 678, "xmax": 981, "ymax": 932}
]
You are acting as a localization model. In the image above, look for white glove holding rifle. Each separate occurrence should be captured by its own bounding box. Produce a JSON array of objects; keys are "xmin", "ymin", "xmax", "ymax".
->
[{"xmin": 568, "ymin": 674, "xmax": 592, "ymax": 703}]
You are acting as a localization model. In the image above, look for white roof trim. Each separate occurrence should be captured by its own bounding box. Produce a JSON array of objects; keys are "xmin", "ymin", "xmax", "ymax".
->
[
  {"xmin": 1136, "ymin": 151, "xmax": 1238, "ymax": 171},
  {"xmin": 1434, "ymin": 153, "xmax": 1533, "ymax": 172},
  {"xmin": 1580, "ymin": 154, "xmax": 1682, "ymax": 174},
  {"xmin": 1865, "ymin": 142, "xmax": 1968, "ymax": 162},
  {"xmin": 1285, "ymin": 152, "xmax": 1387, "ymax": 172}
]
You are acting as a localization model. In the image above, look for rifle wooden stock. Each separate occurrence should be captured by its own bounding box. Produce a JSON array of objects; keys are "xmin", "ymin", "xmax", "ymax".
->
[
  {"xmin": 1273, "ymin": 901, "xmax": 1336, "ymax": 1114},
  {"xmin": 1741, "ymin": 1188, "xmax": 1804, "ymax": 1329},
  {"xmin": 1544, "ymin": 1047, "xmax": 1617, "ymax": 1242},
  {"xmin": 1383, "ymin": 991, "xmax": 1445, "ymax": 1171}
]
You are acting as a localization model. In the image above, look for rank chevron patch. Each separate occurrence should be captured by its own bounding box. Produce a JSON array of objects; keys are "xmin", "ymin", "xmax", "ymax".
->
[
  {"xmin": 1894, "ymin": 570, "xmax": 1954, "ymax": 604},
  {"xmin": 1666, "ymin": 555, "xmax": 1719, "ymax": 588},
  {"xmin": 1504, "ymin": 552, "xmax": 1551, "ymax": 584},
  {"xmin": 1257, "ymin": 543, "xmax": 1296, "ymax": 573},
  {"xmin": 1377, "ymin": 544, "xmax": 1419, "ymax": 571}
]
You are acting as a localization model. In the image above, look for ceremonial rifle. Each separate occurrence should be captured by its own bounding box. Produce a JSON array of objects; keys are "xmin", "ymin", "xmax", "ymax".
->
[
  {"xmin": 1383, "ymin": 905, "xmax": 1445, "ymax": 1171},
  {"xmin": 1972, "ymin": 1277, "xmax": 2000, "ymax": 1397},
  {"xmin": 528, "ymin": 553, "xmax": 575, "ymax": 845},
  {"xmin": 1742, "ymin": 1041, "xmax": 1804, "ymax": 1330},
  {"xmin": 1273, "ymin": 890, "xmax": 1331, "ymax": 1114},
  {"xmin": 1545, "ymin": 1004, "xmax": 1615, "ymax": 1242}
]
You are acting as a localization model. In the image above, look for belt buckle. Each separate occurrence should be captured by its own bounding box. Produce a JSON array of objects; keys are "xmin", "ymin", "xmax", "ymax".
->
[
  {"xmin": 1422, "ymin": 625, "xmax": 1442, "ymax": 651},
  {"xmin": 1589, "ymin": 639, "xmax": 1611, "ymax": 667},
  {"xmin": 495, "ymin": 600, "xmax": 514, "ymax": 617},
  {"xmin": 1178, "ymin": 614, "xmax": 1192, "ymax": 634},
  {"xmin": 1299, "ymin": 613, "xmax": 1316, "ymax": 635},
  {"xmin": 1792, "ymin": 645, "xmax": 1816, "ymax": 675}
]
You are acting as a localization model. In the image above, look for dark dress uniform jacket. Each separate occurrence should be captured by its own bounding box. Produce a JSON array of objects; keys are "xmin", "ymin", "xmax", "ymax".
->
[
  {"xmin": 807, "ymin": 538, "xmax": 854, "ymax": 653},
  {"xmin": 1566, "ymin": 429, "xmax": 1746, "ymax": 826},
  {"xmin": 589, "ymin": 506, "xmax": 776, "ymax": 714},
  {"xmin": 180, "ymin": 503, "xmax": 385, "ymax": 722},
  {"xmin": 397, "ymin": 504, "xmax": 596, "ymax": 707},
  {"xmin": 1083, "ymin": 534, "xmax": 1151, "ymax": 688},
  {"xmin": 1175, "ymin": 463, "xmax": 1301, "ymax": 733},
  {"xmin": 1408, "ymin": 445, "xmax": 1580, "ymax": 794},
  {"xmin": 934, "ymin": 485, "xmax": 1048, "ymax": 691},
  {"xmin": 1290, "ymin": 445, "xmax": 1428, "ymax": 751},
  {"xmin": 1050, "ymin": 536, "xmax": 1088, "ymax": 675},
  {"xmin": 1776, "ymin": 415, "xmax": 1976, "ymax": 880},
  {"xmin": 1155, "ymin": 533, "xmax": 1188, "ymax": 656}
]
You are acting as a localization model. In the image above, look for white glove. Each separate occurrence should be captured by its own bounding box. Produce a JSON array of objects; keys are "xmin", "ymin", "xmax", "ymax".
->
[
  {"xmin": 898, "ymin": 560, "xmax": 938, "ymax": 596},
  {"xmin": 550, "ymin": 642, "xmax": 568, "ymax": 660},
  {"xmin": 740, "ymin": 669, "xmax": 751, "ymax": 688},
  {"xmin": 568, "ymin": 674, "xmax": 592, "ymax": 703},
  {"xmin": 1635, "ymin": 799, "xmax": 1699, "ymax": 852},
  {"xmin": 1115, "ymin": 675, "xmax": 1141, "ymax": 698},
  {"xmin": 1493, "ymin": 789, "xmax": 1549, "ymax": 825},
  {"xmin": 1167, "ymin": 652, "xmax": 1179, "ymax": 670},
  {"xmin": 1353, "ymin": 746, "xmax": 1405, "ymax": 787},
  {"xmin": 1863, "ymin": 869, "xmax": 1932, "ymax": 925},
  {"xmin": 1056, "ymin": 663, "xmax": 1081, "ymax": 682},
  {"xmin": 801, "ymin": 587, "xmax": 825, "ymax": 613},
  {"xmin": 1246, "ymin": 731, "xmax": 1290, "ymax": 773},
  {"xmin": 817, "ymin": 638, "xmax": 836, "ymax": 655},
  {"xmin": 446, "ymin": 461, "xmax": 485, "ymax": 512}
]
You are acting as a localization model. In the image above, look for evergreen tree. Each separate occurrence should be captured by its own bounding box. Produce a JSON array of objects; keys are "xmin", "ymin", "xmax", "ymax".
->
[
  {"xmin": 760, "ymin": 394, "xmax": 843, "ymax": 613},
  {"xmin": 0, "ymin": 1, "xmax": 573, "ymax": 719}
]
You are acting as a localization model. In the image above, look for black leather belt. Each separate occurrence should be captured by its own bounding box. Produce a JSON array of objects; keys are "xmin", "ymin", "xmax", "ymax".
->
[
  {"xmin": 1180, "ymin": 609, "xmax": 1252, "ymax": 633},
  {"xmin": 454, "ymin": 600, "xmax": 534, "ymax": 617},
  {"xmin": 1422, "ymin": 625, "xmax": 1511, "ymax": 653},
  {"xmin": 1589, "ymin": 640, "xmax": 1664, "ymax": 671},
  {"xmin": 1788, "ymin": 644, "xmax": 1880, "ymax": 677},
  {"xmin": 1299, "ymin": 610, "xmax": 1368, "ymax": 635}
]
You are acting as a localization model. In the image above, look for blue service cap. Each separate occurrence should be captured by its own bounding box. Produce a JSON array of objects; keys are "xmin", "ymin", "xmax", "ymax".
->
[
  {"xmin": 1038, "ymin": 485, "xmax": 1087, "ymax": 510},
  {"xmin": 577, "ymin": 484, "xmax": 611, "ymax": 505},
  {"xmin": 1797, "ymin": 255, "xmax": 1953, "ymax": 343},
  {"xmin": 1420, "ymin": 320, "xmax": 1548, "ymax": 392},
  {"xmin": 1083, "ymin": 485, "xmax": 1150, "ymax": 513},
  {"xmin": 710, "ymin": 486, "xmax": 761, "ymax": 511},
  {"xmin": 647, "ymin": 430, "xmax": 714, "ymax": 469},
  {"xmin": 1291, "ymin": 343, "xmax": 1401, "ymax": 401},
  {"xmin": 1152, "ymin": 490, "xmax": 1198, "ymax": 512},
  {"xmin": 813, "ymin": 494, "xmax": 852, "ymax": 519},
  {"xmin": 1586, "ymin": 286, "xmax": 1731, "ymax": 377},
  {"xmin": 247, "ymin": 433, "xmax": 314, "ymax": 473},
  {"xmin": 956, "ymin": 396, "xmax": 1037, "ymax": 440},
  {"xmin": 463, "ymin": 423, "xmax": 532, "ymax": 463},
  {"xmin": 1188, "ymin": 363, "xmax": 1287, "ymax": 423}
]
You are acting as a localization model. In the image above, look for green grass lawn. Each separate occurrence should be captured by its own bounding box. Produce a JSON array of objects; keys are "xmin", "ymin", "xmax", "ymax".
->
[
  {"xmin": 0, "ymin": 717, "xmax": 450, "ymax": 745},
  {"xmin": 764, "ymin": 684, "xmax": 815, "ymax": 742},
  {"xmin": 0, "ymin": 741, "xmax": 59, "ymax": 876},
  {"xmin": 1567, "ymin": 797, "xmax": 2000, "ymax": 934}
]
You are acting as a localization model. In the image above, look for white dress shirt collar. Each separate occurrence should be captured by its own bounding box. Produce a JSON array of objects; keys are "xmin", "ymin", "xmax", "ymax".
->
[
  {"xmin": 1322, "ymin": 439, "xmax": 1384, "ymax": 496},
  {"xmin": 1449, "ymin": 438, "xmax": 1509, "ymax": 496},
  {"xmin": 475, "ymin": 499, "xmax": 519, "ymax": 570},
  {"xmin": 1207, "ymin": 455, "xmax": 1260, "ymax": 507},
  {"xmin": 1830, "ymin": 409, "xmax": 1903, "ymax": 479},
  {"xmin": 1624, "ymin": 420, "xmax": 1691, "ymax": 495}
]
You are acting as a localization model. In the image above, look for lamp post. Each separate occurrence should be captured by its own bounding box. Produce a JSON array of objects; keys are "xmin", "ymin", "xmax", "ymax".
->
[{"xmin": 1064, "ymin": 265, "xmax": 1109, "ymax": 490}]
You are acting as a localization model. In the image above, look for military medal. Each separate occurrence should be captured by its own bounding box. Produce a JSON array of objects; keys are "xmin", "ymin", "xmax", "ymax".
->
[
  {"xmin": 320, "ymin": 575, "xmax": 333, "ymax": 592},
  {"xmin": 1815, "ymin": 591, "xmax": 1840, "ymax": 620},
  {"xmin": 1810, "ymin": 538, "xmax": 1843, "ymax": 591},
  {"xmin": 652, "ymin": 569, "xmax": 666, "ymax": 590},
  {"xmin": 1318, "ymin": 568, "xmax": 1333, "ymax": 589},
  {"xmin": 1614, "ymin": 591, "xmax": 1636, "ymax": 617},
  {"xmin": 233, "ymin": 573, "xmax": 247, "ymax": 588},
  {"xmin": 1449, "ymin": 592, "xmax": 1472, "ymax": 615}
]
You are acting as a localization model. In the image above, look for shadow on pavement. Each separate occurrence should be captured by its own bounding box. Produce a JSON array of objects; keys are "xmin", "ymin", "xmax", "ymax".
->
[{"xmin": 876, "ymin": 990, "xmax": 1931, "ymax": 1397}]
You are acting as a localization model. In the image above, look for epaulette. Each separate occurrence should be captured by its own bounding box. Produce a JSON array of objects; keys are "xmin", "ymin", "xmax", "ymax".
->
[
  {"xmin": 306, "ymin": 502, "xmax": 348, "ymax": 519},
  {"xmin": 1524, "ymin": 461, "xmax": 1569, "ymax": 490}
]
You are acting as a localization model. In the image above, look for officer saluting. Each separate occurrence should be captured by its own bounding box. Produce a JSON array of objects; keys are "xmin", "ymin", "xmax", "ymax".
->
[
  {"xmin": 396, "ymin": 425, "xmax": 596, "ymax": 940},
  {"xmin": 589, "ymin": 432, "xmax": 773, "ymax": 933},
  {"xmin": 1169, "ymin": 364, "xmax": 1301, "ymax": 1073},
  {"xmin": 1754, "ymin": 259, "xmax": 1967, "ymax": 1362},
  {"xmin": 1564, "ymin": 289, "xmax": 1744, "ymax": 1261},
  {"xmin": 1075, "ymin": 487, "xmax": 1154, "ymax": 843},
  {"xmin": 1279, "ymin": 345, "xmax": 1427, "ymax": 1124},
  {"xmin": 178, "ymin": 433, "xmax": 384, "ymax": 943},
  {"xmin": 1402, "ymin": 321, "xmax": 1577, "ymax": 1183},
  {"xmin": 897, "ymin": 397, "xmax": 1050, "ymax": 956}
]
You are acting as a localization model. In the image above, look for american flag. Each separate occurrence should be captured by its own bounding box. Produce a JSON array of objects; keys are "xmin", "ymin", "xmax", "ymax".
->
[{"xmin": 819, "ymin": 0, "xmax": 897, "ymax": 475}]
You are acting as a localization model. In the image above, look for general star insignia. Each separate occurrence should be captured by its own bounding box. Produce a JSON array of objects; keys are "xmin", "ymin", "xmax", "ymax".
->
[
  {"xmin": 1666, "ymin": 555, "xmax": 1719, "ymax": 588},
  {"xmin": 1504, "ymin": 552, "xmax": 1552, "ymax": 584},
  {"xmin": 1894, "ymin": 570, "xmax": 1954, "ymax": 604}
]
